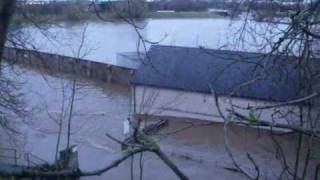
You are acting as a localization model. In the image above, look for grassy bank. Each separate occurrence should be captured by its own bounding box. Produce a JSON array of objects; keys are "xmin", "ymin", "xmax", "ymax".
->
[
  {"xmin": 144, "ymin": 11, "xmax": 222, "ymax": 19},
  {"xmin": 12, "ymin": 11, "xmax": 224, "ymax": 25}
]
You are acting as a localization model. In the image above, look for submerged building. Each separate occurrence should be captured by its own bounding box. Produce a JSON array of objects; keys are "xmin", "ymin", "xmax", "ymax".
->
[{"xmin": 130, "ymin": 45, "xmax": 308, "ymax": 129}]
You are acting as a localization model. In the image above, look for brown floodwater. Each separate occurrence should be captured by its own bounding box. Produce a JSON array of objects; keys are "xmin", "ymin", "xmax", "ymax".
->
[{"xmin": 0, "ymin": 65, "xmax": 317, "ymax": 180}]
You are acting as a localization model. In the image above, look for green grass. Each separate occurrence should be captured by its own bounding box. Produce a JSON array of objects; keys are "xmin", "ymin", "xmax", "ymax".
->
[{"xmin": 144, "ymin": 11, "xmax": 221, "ymax": 19}]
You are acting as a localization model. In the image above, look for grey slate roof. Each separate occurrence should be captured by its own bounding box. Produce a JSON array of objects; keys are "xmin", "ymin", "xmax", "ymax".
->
[{"xmin": 132, "ymin": 45, "xmax": 301, "ymax": 102}]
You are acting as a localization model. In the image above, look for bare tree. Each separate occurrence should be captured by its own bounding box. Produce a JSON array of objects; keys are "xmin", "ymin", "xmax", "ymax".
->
[
  {"xmin": 115, "ymin": 1, "xmax": 320, "ymax": 179},
  {"xmin": 207, "ymin": 1, "xmax": 320, "ymax": 179},
  {"xmin": 0, "ymin": 0, "xmax": 17, "ymax": 64},
  {"xmin": 0, "ymin": 0, "xmax": 28, "ymax": 139},
  {"xmin": 8, "ymin": 0, "xmax": 320, "ymax": 179}
]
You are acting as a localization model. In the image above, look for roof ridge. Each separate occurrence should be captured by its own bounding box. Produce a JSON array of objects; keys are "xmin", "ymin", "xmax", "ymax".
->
[{"xmin": 150, "ymin": 44, "xmax": 271, "ymax": 57}]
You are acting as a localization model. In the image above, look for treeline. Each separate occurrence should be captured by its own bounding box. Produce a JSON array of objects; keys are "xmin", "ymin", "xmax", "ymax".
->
[
  {"xmin": 16, "ymin": 0, "xmax": 308, "ymax": 13},
  {"xmin": 14, "ymin": 0, "xmax": 309, "ymax": 21},
  {"xmin": 148, "ymin": 0, "xmax": 212, "ymax": 12},
  {"xmin": 16, "ymin": 0, "xmax": 211, "ymax": 15},
  {"xmin": 244, "ymin": 1, "xmax": 307, "ymax": 12},
  {"xmin": 16, "ymin": 0, "xmax": 148, "ymax": 19},
  {"xmin": 15, "ymin": 1, "xmax": 90, "ymax": 20}
]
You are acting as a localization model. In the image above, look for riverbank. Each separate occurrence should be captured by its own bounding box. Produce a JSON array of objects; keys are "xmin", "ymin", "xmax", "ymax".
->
[
  {"xmin": 145, "ymin": 11, "xmax": 223, "ymax": 19},
  {"xmin": 12, "ymin": 11, "xmax": 224, "ymax": 24}
]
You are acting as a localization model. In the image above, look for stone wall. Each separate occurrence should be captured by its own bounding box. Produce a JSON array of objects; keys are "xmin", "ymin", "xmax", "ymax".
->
[{"xmin": 2, "ymin": 47, "xmax": 133, "ymax": 85}]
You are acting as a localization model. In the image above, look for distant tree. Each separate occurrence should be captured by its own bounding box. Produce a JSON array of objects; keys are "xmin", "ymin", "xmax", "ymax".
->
[
  {"xmin": 168, "ymin": 0, "xmax": 193, "ymax": 12},
  {"xmin": 0, "ymin": 0, "xmax": 17, "ymax": 63},
  {"xmin": 0, "ymin": 0, "xmax": 27, "ymax": 138},
  {"xmin": 111, "ymin": 0, "xmax": 147, "ymax": 18}
]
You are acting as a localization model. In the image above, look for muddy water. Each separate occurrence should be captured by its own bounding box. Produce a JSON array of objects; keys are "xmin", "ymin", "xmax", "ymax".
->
[
  {"xmin": 1, "ymin": 65, "xmax": 318, "ymax": 179},
  {"xmin": 2, "ymin": 18, "xmax": 315, "ymax": 179},
  {"xmin": 0, "ymin": 65, "xmax": 248, "ymax": 179},
  {"xmin": 0, "ymin": 65, "xmax": 130, "ymax": 169},
  {"xmin": 20, "ymin": 18, "xmax": 285, "ymax": 65},
  {"xmin": 1, "ymin": 65, "xmax": 316, "ymax": 180}
]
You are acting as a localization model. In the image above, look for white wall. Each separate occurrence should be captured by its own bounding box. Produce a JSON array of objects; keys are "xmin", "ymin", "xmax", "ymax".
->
[
  {"xmin": 133, "ymin": 85, "xmax": 302, "ymax": 127},
  {"xmin": 116, "ymin": 52, "xmax": 141, "ymax": 69}
]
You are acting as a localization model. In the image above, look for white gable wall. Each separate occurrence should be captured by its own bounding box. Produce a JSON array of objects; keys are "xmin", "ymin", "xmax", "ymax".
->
[{"xmin": 133, "ymin": 85, "xmax": 301, "ymax": 127}]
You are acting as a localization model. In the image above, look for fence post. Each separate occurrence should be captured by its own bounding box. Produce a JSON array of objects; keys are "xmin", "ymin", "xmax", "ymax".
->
[
  {"xmin": 14, "ymin": 150, "xmax": 17, "ymax": 166},
  {"xmin": 315, "ymin": 164, "xmax": 320, "ymax": 180}
]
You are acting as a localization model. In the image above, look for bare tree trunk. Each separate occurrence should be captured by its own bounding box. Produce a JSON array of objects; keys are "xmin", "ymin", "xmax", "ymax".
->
[
  {"xmin": 66, "ymin": 79, "xmax": 76, "ymax": 149},
  {"xmin": 0, "ymin": 0, "xmax": 16, "ymax": 63},
  {"xmin": 55, "ymin": 85, "xmax": 67, "ymax": 163}
]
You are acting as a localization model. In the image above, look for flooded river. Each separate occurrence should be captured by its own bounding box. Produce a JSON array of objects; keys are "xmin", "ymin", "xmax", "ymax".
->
[
  {"xmin": 0, "ymin": 64, "xmax": 302, "ymax": 179},
  {"xmin": 21, "ymin": 17, "xmax": 284, "ymax": 64},
  {"xmin": 0, "ymin": 65, "xmax": 251, "ymax": 179},
  {"xmin": 0, "ymin": 18, "xmax": 298, "ymax": 179}
]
